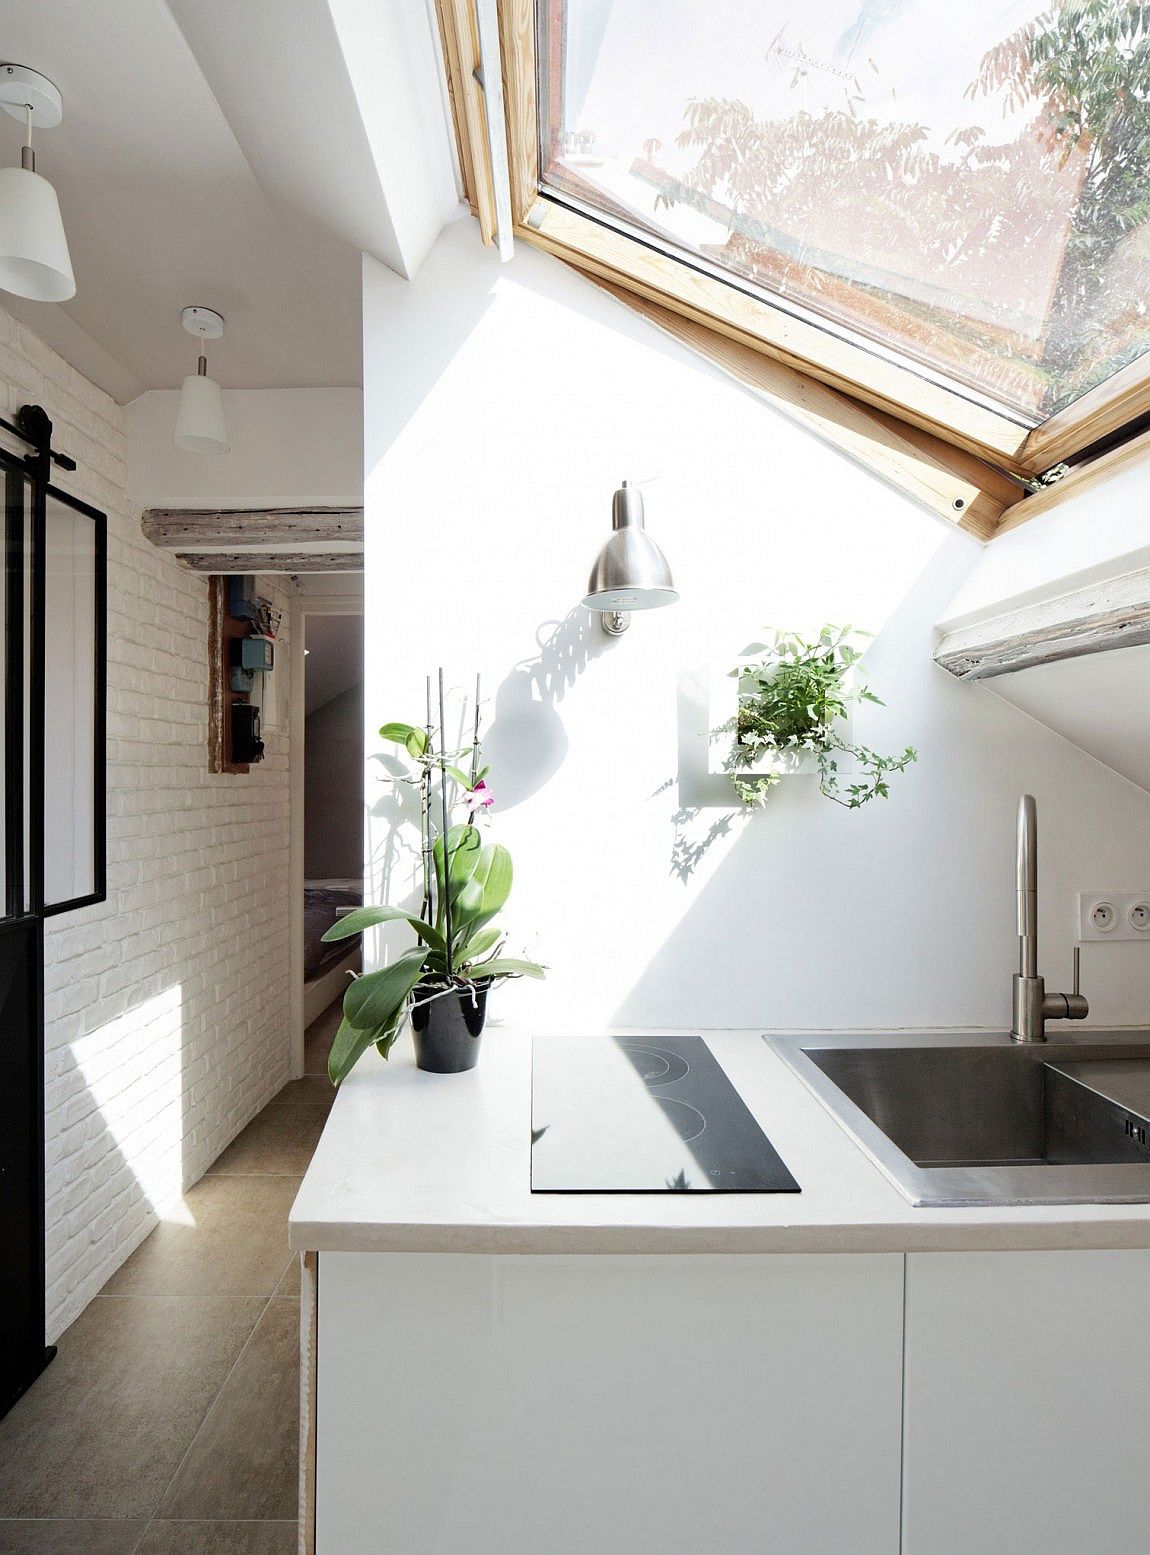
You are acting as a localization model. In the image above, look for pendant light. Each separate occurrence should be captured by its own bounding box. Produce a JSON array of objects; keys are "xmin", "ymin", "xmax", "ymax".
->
[
  {"xmin": 582, "ymin": 481, "xmax": 679, "ymax": 635},
  {"xmin": 0, "ymin": 64, "xmax": 75, "ymax": 302},
  {"xmin": 174, "ymin": 306, "xmax": 230, "ymax": 455}
]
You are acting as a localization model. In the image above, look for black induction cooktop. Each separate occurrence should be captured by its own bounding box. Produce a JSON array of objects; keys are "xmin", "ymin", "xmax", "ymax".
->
[{"xmin": 530, "ymin": 1035, "xmax": 800, "ymax": 1193}]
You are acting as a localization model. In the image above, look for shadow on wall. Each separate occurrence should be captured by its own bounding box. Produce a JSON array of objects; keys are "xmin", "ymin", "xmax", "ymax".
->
[
  {"xmin": 610, "ymin": 540, "xmax": 1014, "ymax": 1031},
  {"xmin": 484, "ymin": 608, "xmax": 614, "ymax": 810},
  {"xmin": 662, "ymin": 667, "xmax": 744, "ymax": 883}
]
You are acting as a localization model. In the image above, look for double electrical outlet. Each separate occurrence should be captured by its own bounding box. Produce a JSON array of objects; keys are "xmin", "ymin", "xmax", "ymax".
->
[{"xmin": 1078, "ymin": 892, "xmax": 1150, "ymax": 942}]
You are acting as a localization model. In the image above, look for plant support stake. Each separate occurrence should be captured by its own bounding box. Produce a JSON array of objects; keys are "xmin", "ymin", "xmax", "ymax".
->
[
  {"xmin": 438, "ymin": 667, "xmax": 453, "ymax": 975},
  {"xmin": 421, "ymin": 675, "xmax": 433, "ymax": 923}
]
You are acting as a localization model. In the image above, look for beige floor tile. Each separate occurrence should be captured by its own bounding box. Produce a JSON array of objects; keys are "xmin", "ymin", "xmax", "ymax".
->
[
  {"xmin": 158, "ymin": 1302, "xmax": 300, "ymax": 1523},
  {"xmin": 0, "ymin": 1298, "xmax": 265, "ymax": 1520},
  {"xmin": 271, "ymin": 1258, "xmax": 300, "ymax": 1299},
  {"xmin": 101, "ymin": 1177, "xmax": 301, "ymax": 1299},
  {"xmin": 206, "ymin": 1109, "xmax": 329, "ymax": 1176},
  {"xmin": 134, "ymin": 1523, "xmax": 297, "ymax": 1554},
  {"xmin": 303, "ymin": 1005, "xmax": 341, "ymax": 1076},
  {"xmin": 266, "ymin": 1076, "xmax": 334, "ymax": 1108},
  {"xmin": 0, "ymin": 1521, "xmax": 146, "ymax": 1554}
]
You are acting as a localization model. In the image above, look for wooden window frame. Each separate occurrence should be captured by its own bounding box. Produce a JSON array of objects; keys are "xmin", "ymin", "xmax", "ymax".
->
[{"xmin": 434, "ymin": 0, "xmax": 1150, "ymax": 534}]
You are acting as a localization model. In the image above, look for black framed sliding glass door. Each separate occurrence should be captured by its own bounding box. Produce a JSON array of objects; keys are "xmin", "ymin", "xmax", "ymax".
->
[
  {"xmin": 42, "ymin": 487, "xmax": 106, "ymax": 915},
  {"xmin": 0, "ymin": 412, "xmax": 107, "ymax": 1415},
  {"xmin": 0, "ymin": 452, "xmax": 50, "ymax": 1412}
]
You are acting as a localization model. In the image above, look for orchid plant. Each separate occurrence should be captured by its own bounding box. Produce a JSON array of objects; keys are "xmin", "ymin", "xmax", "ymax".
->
[{"xmin": 320, "ymin": 672, "xmax": 544, "ymax": 1085}]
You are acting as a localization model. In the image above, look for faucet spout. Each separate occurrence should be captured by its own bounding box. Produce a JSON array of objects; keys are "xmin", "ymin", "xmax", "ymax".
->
[
  {"xmin": 1010, "ymin": 793, "xmax": 1089, "ymax": 1042},
  {"xmin": 1016, "ymin": 794, "xmax": 1038, "ymax": 980}
]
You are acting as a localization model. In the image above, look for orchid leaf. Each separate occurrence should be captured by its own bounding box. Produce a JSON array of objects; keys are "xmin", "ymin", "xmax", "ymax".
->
[
  {"xmin": 327, "ymin": 1016, "xmax": 379, "ymax": 1086},
  {"xmin": 471, "ymin": 957, "xmax": 545, "ymax": 980},
  {"xmin": 322, "ymin": 905, "xmax": 444, "ymax": 953},
  {"xmin": 453, "ymin": 843, "xmax": 512, "ymax": 937},
  {"xmin": 380, "ymin": 721, "xmax": 426, "ymax": 754},
  {"xmin": 432, "ymin": 824, "xmax": 482, "ymax": 928},
  {"xmin": 375, "ymin": 1010, "xmax": 407, "ymax": 1061},
  {"xmin": 458, "ymin": 926, "xmax": 501, "ymax": 965},
  {"xmin": 343, "ymin": 949, "xmax": 427, "ymax": 1031}
]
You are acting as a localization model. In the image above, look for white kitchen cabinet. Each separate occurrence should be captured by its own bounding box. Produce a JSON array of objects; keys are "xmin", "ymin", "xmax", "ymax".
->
[
  {"xmin": 902, "ymin": 1250, "xmax": 1150, "ymax": 1555},
  {"xmin": 315, "ymin": 1251, "xmax": 904, "ymax": 1555}
]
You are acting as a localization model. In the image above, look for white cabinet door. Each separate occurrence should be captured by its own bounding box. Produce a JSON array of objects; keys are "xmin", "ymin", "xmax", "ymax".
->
[
  {"xmin": 903, "ymin": 1250, "xmax": 1150, "ymax": 1555},
  {"xmin": 317, "ymin": 1251, "xmax": 904, "ymax": 1555}
]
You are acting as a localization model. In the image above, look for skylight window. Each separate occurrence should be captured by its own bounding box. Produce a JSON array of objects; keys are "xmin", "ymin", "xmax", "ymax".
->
[{"xmin": 538, "ymin": 0, "xmax": 1150, "ymax": 422}]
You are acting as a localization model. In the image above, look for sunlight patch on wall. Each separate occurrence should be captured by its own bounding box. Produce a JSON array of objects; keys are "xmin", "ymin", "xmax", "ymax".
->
[{"xmin": 68, "ymin": 984, "xmax": 185, "ymax": 1218}]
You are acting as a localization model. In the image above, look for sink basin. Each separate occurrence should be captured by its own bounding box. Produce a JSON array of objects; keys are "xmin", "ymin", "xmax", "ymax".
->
[{"xmin": 768, "ymin": 1031, "xmax": 1150, "ymax": 1206}]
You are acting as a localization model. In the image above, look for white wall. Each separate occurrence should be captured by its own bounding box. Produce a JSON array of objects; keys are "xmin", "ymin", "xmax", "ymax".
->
[
  {"xmin": 0, "ymin": 309, "xmax": 295, "ymax": 1341},
  {"xmin": 940, "ymin": 460, "xmax": 1150, "ymax": 627},
  {"xmin": 127, "ymin": 386, "xmax": 363, "ymax": 510},
  {"xmin": 325, "ymin": 0, "xmax": 461, "ymax": 278},
  {"xmin": 363, "ymin": 220, "xmax": 1150, "ymax": 1036}
]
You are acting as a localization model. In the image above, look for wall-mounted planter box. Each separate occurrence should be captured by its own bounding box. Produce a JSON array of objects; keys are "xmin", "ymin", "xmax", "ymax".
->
[{"xmin": 706, "ymin": 661, "xmax": 856, "ymax": 782}]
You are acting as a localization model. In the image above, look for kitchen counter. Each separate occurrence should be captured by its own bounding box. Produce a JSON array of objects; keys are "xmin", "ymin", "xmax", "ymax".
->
[{"xmin": 288, "ymin": 1024, "xmax": 1150, "ymax": 1254}]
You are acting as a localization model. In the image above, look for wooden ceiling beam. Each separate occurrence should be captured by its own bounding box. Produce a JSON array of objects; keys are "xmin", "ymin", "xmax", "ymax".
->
[
  {"xmin": 935, "ymin": 564, "xmax": 1150, "ymax": 679},
  {"xmin": 176, "ymin": 551, "xmax": 364, "ymax": 575},
  {"xmin": 142, "ymin": 507, "xmax": 363, "ymax": 550}
]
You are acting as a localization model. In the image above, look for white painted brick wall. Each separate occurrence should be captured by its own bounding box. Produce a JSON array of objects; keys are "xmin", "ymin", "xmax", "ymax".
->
[{"xmin": 0, "ymin": 305, "xmax": 293, "ymax": 1342}]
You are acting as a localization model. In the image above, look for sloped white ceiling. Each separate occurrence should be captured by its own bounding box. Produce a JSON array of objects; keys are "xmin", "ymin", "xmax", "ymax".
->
[
  {"xmin": 0, "ymin": 0, "xmax": 458, "ymax": 399},
  {"xmin": 987, "ymin": 644, "xmax": 1150, "ymax": 797}
]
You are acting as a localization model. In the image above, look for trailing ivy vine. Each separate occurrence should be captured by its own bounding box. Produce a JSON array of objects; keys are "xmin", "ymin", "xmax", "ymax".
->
[{"xmin": 720, "ymin": 626, "xmax": 917, "ymax": 809}]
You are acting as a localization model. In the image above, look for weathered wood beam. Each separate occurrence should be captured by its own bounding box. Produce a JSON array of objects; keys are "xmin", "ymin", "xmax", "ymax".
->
[
  {"xmin": 143, "ymin": 507, "xmax": 363, "ymax": 549},
  {"xmin": 178, "ymin": 551, "xmax": 364, "ymax": 574},
  {"xmin": 935, "ymin": 565, "xmax": 1150, "ymax": 680}
]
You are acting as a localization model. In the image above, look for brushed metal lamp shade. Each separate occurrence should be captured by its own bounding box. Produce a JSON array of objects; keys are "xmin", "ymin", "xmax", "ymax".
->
[{"xmin": 583, "ymin": 483, "xmax": 679, "ymax": 625}]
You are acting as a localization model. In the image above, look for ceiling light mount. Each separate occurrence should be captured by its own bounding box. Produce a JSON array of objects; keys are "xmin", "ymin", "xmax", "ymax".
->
[
  {"xmin": 0, "ymin": 65, "xmax": 64, "ymax": 131},
  {"xmin": 181, "ymin": 305, "xmax": 226, "ymax": 344}
]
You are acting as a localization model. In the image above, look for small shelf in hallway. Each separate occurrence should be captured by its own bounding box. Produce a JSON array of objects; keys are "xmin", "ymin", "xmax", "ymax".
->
[{"xmin": 0, "ymin": 1008, "xmax": 342, "ymax": 1555}]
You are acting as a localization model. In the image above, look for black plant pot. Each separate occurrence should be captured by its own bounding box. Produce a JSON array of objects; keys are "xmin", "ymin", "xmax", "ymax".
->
[{"xmin": 410, "ymin": 979, "xmax": 490, "ymax": 1073}]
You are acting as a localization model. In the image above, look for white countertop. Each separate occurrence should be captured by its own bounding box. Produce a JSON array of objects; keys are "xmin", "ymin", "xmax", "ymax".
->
[{"xmin": 288, "ymin": 1025, "xmax": 1150, "ymax": 1255}]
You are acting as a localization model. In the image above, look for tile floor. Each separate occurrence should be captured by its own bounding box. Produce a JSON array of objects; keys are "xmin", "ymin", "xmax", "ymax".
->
[{"xmin": 0, "ymin": 1003, "xmax": 342, "ymax": 1555}]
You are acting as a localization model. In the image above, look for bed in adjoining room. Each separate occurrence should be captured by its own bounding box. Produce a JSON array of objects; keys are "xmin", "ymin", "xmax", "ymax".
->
[{"xmin": 304, "ymin": 878, "xmax": 362, "ymax": 1026}]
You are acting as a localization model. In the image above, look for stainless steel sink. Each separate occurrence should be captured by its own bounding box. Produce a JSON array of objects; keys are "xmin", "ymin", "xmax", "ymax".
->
[{"xmin": 768, "ymin": 1031, "xmax": 1150, "ymax": 1206}]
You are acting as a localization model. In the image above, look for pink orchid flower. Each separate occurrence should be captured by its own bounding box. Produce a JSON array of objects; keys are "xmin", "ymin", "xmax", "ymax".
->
[{"xmin": 466, "ymin": 780, "xmax": 494, "ymax": 817}]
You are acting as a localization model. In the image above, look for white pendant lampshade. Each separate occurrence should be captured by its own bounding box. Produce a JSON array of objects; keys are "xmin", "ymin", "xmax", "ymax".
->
[
  {"xmin": 0, "ymin": 165, "xmax": 75, "ymax": 301},
  {"xmin": 173, "ymin": 306, "xmax": 230, "ymax": 455},
  {"xmin": 0, "ymin": 65, "xmax": 75, "ymax": 303},
  {"xmin": 175, "ymin": 370, "xmax": 229, "ymax": 454}
]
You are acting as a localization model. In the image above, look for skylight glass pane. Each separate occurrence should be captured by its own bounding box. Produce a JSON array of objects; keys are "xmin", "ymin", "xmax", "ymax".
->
[{"xmin": 539, "ymin": 0, "xmax": 1150, "ymax": 420}]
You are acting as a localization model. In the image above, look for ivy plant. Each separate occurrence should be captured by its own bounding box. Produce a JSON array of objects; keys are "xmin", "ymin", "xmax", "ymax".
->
[{"xmin": 720, "ymin": 626, "xmax": 917, "ymax": 809}]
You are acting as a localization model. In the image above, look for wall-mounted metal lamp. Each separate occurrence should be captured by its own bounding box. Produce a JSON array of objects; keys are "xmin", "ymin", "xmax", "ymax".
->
[{"xmin": 582, "ymin": 481, "xmax": 678, "ymax": 636}]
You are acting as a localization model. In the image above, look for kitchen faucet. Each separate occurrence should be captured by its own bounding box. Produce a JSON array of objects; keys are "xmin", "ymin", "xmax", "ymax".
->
[{"xmin": 1012, "ymin": 793, "xmax": 1089, "ymax": 1042}]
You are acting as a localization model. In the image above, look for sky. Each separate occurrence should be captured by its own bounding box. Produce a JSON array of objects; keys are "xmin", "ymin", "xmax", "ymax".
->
[{"xmin": 562, "ymin": 0, "xmax": 1048, "ymax": 167}]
